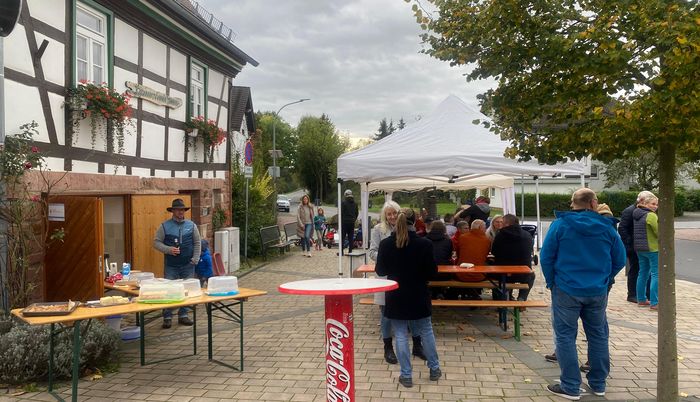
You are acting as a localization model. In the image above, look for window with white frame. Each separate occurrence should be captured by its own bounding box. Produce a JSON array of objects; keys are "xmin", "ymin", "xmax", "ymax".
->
[
  {"xmin": 190, "ymin": 64, "xmax": 205, "ymax": 118},
  {"xmin": 490, "ymin": 188, "xmax": 496, "ymax": 197},
  {"xmin": 76, "ymin": 4, "xmax": 107, "ymax": 84}
]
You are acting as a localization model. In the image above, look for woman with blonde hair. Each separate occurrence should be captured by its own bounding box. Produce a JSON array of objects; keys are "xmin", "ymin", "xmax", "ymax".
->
[
  {"xmin": 485, "ymin": 214, "xmax": 504, "ymax": 242},
  {"xmin": 376, "ymin": 207, "xmax": 442, "ymax": 388},
  {"xmin": 296, "ymin": 194, "xmax": 315, "ymax": 257},
  {"xmin": 370, "ymin": 201, "xmax": 424, "ymax": 363},
  {"xmin": 633, "ymin": 191, "xmax": 659, "ymax": 309}
]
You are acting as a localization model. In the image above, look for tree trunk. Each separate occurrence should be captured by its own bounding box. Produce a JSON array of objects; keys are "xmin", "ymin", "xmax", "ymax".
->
[{"xmin": 657, "ymin": 142, "xmax": 678, "ymax": 401}]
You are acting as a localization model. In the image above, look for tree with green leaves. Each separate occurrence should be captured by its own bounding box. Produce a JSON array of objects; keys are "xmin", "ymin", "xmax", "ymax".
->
[
  {"xmin": 600, "ymin": 153, "xmax": 699, "ymax": 191},
  {"xmin": 297, "ymin": 114, "xmax": 349, "ymax": 203},
  {"xmin": 414, "ymin": 0, "xmax": 699, "ymax": 399},
  {"xmin": 374, "ymin": 118, "xmax": 391, "ymax": 141},
  {"xmin": 254, "ymin": 112, "xmax": 299, "ymax": 193}
]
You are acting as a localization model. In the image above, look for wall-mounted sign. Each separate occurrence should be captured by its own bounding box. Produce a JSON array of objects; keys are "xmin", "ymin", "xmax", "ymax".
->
[
  {"xmin": 48, "ymin": 203, "xmax": 65, "ymax": 221},
  {"xmin": 124, "ymin": 81, "xmax": 183, "ymax": 109},
  {"xmin": 244, "ymin": 140, "xmax": 254, "ymax": 166}
]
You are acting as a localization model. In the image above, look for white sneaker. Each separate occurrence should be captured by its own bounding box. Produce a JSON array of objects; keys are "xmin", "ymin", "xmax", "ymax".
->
[{"xmin": 587, "ymin": 382, "xmax": 605, "ymax": 396}]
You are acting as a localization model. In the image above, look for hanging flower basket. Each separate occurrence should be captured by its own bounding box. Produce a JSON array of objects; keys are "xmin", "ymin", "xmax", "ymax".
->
[
  {"xmin": 184, "ymin": 116, "xmax": 226, "ymax": 163},
  {"xmin": 66, "ymin": 81, "xmax": 133, "ymax": 154}
]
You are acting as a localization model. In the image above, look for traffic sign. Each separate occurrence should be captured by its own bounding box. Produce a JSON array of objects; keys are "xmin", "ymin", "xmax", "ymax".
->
[
  {"xmin": 244, "ymin": 166, "xmax": 253, "ymax": 178},
  {"xmin": 244, "ymin": 140, "xmax": 254, "ymax": 166}
]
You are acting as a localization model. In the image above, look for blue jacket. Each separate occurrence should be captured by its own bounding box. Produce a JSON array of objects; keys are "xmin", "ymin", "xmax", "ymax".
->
[
  {"xmin": 196, "ymin": 248, "xmax": 213, "ymax": 278},
  {"xmin": 540, "ymin": 209, "xmax": 626, "ymax": 297}
]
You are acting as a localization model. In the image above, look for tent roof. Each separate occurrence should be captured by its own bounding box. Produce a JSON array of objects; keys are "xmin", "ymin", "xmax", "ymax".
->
[{"xmin": 337, "ymin": 95, "xmax": 586, "ymax": 184}]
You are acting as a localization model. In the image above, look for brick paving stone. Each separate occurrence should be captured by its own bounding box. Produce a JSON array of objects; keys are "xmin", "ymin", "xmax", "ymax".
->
[{"xmin": 12, "ymin": 247, "xmax": 700, "ymax": 401}]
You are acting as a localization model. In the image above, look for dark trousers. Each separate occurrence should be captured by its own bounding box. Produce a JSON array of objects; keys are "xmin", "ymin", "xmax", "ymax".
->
[{"xmin": 342, "ymin": 223, "xmax": 355, "ymax": 253}]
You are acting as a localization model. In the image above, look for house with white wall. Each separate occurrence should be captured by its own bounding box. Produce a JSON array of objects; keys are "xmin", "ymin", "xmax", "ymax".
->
[{"xmin": 2, "ymin": 0, "xmax": 257, "ymax": 302}]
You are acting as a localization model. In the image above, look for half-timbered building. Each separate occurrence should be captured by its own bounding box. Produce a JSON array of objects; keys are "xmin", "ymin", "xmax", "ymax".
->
[{"xmin": 2, "ymin": 0, "xmax": 257, "ymax": 302}]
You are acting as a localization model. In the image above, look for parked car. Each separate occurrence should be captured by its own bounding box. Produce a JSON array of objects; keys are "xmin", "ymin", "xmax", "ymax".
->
[{"xmin": 277, "ymin": 195, "xmax": 291, "ymax": 212}]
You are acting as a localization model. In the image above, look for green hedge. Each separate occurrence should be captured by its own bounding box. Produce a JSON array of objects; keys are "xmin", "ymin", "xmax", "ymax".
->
[
  {"xmin": 684, "ymin": 189, "xmax": 700, "ymax": 211},
  {"xmin": 516, "ymin": 191, "xmax": 686, "ymax": 217}
]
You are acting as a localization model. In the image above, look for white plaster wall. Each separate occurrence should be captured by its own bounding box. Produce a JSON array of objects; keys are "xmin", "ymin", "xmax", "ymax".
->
[
  {"xmin": 72, "ymin": 113, "xmax": 109, "ymax": 151},
  {"xmin": 36, "ymin": 33, "xmax": 65, "ymax": 87},
  {"xmin": 154, "ymin": 170, "xmax": 170, "ymax": 178},
  {"xmin": 72, "ymin": 160, "xmax": 99, "ymax": 173},
  {"xmin": 114, "ymin": 19, "xmax": 138, "ymax": 64},
  {"xmin": 168, "ymin": 128, "xmax": 186, "ymax": 162},
  {"xmin": 141, "ymin": 77, "xmax": 166, "ymax": 117},
  {"xmin": 131, "ymin": 167, "xmax": 151, "ymax": 178},
  {"xmin": 105, "ymin": 165, "xmax": 127, "ymax": 175},
  {"xmin": 168, "ymin": 88, "xmax": 186, "ymax": 123},
  {"xmin": 174, "ymin": 171, "xmax": 189, "ymax": 178},
  {"xmin": 216, "ymin": 170, "xmax": 226, "ymax": 178},
  {"xmin": 140, "ymin": 121, "xmax": 165, "ymax": 160},
  {"xmin": 45, "ymin": 157, "xmax": 65, "ymax": 172},
  {"xmin": 207, "ymin": 70, "xmax": 225, "ymax": 99},
  {"xmin": 48, "ymin": 92, "xmax": 66, "ymax": 146},
  {"xmin": 4, "ymin": 81, "xmax": 48, "ymax": 142},
  {"xmin": 4, "ymin": 24, "xmax": 33, "ymax": 76},
  {"xmin": 169, "ymin": 48, "xmax": 187, "ymax": 86},
  {"xmin": 114, "ymin": 67, "xmax": 138, "ymax": 95},
  {"xmin": 515, "ymin": 180, "xmax": 584, "ymax": 195},
  {"xmin": 142, "ymin": 35, "xmax": 167, "ymax": 77},
  {"xmin": 27, "ymin": 0, "xmax": 66, "ymax": 32},
  {"xmin": 213, "ymin": 142, "xmax": 226, "ymax": 163}
]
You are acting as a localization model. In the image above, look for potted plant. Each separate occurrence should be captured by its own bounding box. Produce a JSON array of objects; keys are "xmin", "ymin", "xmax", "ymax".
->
[
  {"xmin": 66, "ymin": 81, "xmax": 133, "ymax": 154},
  {"xmin": 184, "ymin": 116, "xmax": 226, "ymax": 163}
]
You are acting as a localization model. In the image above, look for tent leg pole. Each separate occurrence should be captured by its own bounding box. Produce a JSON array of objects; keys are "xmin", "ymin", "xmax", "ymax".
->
[
  {"xmin": 520, "ymin": 175, "xmax": 525, "ymax": 222},
  {"xmin": 535, "ymin": 177, "xmax": 541, "ymax": 250},
  {"xmin": 580, "ymin": 174, "xmax": 585, "ymax": 188},
  {"xmin": 337, "ymin": 180, "xmax": 343, "ymax": 277}
]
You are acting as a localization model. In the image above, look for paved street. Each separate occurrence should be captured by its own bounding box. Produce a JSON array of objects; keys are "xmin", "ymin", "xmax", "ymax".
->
[{"xmin": 8, "ymin": 235, "xmax": 700, "ymax": 401}]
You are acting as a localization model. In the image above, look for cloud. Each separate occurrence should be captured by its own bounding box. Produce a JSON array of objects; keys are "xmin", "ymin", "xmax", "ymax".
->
[{"xmin": 204, "ymin": 0, "xmax": 495, "ymax": 138}]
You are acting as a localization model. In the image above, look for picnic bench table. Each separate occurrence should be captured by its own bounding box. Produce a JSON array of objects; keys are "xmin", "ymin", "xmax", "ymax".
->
[
  {"xmin": 354, "ymin": 264, "xmax": 547, "ymax": 340},
  {"xmin": 12, "ymin": 288, "xmax": 266, "ymax": 402}
]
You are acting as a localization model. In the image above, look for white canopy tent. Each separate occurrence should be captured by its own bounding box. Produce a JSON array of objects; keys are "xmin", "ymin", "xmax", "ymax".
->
[{"xmin": 334, "ymin": 95, "xmax": 587, "ymax": 276}]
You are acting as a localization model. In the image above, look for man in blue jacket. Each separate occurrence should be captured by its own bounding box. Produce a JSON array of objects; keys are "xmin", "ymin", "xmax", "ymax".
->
[{"xmin": 540, "ymin": 188, "xmax": 626, "ymax": 400}]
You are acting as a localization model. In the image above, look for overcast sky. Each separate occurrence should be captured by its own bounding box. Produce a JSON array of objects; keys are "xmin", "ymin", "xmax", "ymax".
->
[{"xmin": 204, "ymin": 0, "xmax": 495, "ymax": 139}]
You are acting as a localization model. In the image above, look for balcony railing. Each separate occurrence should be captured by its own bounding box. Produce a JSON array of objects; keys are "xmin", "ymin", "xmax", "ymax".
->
[{"xmin": 179, "ymin": 0, "xmax": 237, "ymax": 43}]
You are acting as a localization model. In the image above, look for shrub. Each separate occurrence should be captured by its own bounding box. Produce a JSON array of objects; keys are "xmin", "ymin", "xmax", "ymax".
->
[
  {"xmin": 0, "ymin": 320, "xmax": 120, "ymax": 384},
  {"xmin": 515, "ymin": 190, "xmax": 685, "ymax": 217},
  {"xmin": 684, "ymin": 189, "xmax": 700, "ymax": 211}
]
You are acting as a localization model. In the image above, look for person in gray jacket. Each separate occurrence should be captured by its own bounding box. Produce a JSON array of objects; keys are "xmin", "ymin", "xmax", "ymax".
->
[{"xmin": 153, "ymin": 198, "xmax": 201, "ymax": 329}]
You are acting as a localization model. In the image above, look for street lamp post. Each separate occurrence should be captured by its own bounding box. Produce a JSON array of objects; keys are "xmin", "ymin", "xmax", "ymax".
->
[{"xmin": 271, "ymin": 98, "xmax": 309, "ymax": 213}]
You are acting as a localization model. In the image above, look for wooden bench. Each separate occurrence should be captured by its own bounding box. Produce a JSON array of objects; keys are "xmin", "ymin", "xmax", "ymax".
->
[
  {"xmin": 260, "ymin": 225, "xmax": 291, "ymax": 260},
  {"xmin": 428, "ymin": 280, "xmax": 529, "ymax": 290},
  {"xmin": 283, "ymin": 222, "xmax": 300, "ymax": 246},
  {"xmin": 358, "ymin": 297, "xmax": 547, "ymax": 341}
]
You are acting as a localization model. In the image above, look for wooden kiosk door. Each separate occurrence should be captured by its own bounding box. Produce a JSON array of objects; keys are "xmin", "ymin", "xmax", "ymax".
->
[
  {"xmin": 44, "ymin": 196, "xmax": 104, "ymax": 302},
  {"xmin": 131, "ymin": 194, "xmax": 192, "ymax": 278}
]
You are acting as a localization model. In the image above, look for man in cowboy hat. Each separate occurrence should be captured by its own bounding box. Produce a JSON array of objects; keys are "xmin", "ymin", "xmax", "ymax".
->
[{"xmin": 153, "ymin": 198, "xmax": 201, "ymax": 328}]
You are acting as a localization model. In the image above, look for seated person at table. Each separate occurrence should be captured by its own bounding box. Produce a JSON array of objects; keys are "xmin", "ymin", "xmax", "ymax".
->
[
  {"xmin": 425, "ymin": 221, "xmax": 453, "ymax": 299},
  {"xmin": 444, "ymin": 213, "xmax": 457, "ymax": 237},
  {"xmin": 415, "ymin": 208, "xmax": 428, "ymax": 236},
  {"xmin": 454, "ymin": 219, "xmax": 491, "ymax": 299},
  {"xmin": 456, "ymin": 196, "xmax": 491, "ymax": 226},
  {"xmin": 491, "ymin": 214, "xmax": 535, "ymax": 301},
  {"xmin": 451, "ymin": 220, "xmax": 469, "ymax": 251}
]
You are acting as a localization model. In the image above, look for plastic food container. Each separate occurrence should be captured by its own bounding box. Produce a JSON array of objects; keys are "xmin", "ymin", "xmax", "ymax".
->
[
  {"xmin": 206, "ymin": 276, "xmax": 239, "ymax": 296},
  {"xmin": 180, "ymin": 278, "xmax": 202, "ymax": 298},
  {"xmin": 138, "ymin": 281, "xmax": 186, "ymax": 303},
  {"xmin": 131, "ymin": 271, "xmax": 155, "ymax": 284},
  {"xmin": 121, "ymin": 326, "xmax": 140, "ymax": 340}
]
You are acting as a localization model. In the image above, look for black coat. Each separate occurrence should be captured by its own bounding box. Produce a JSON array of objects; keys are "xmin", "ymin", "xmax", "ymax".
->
[
  {"xmin": 425, "ymin": 230, "xmax": 453, "ymax": 265},
  {"xmin": 458, "ymin": 204, "xmax": 490, "ymax": 226},
  {"xmin": 491, "ymin": 225, "xmax": 533, "ymax": 267},
  {"xmin": 340, "ymin": 197, "xmax": 358, "ymax": 225},
  {"xmin": 618, "ymin": 203, "xmax": 635, "ymax": 250},
  {"xmin": 376, "ymin": 232, "xmax": 437, "ymax": 320}
]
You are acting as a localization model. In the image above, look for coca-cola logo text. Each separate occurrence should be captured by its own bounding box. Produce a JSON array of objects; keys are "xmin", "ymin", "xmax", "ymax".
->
[{"xmin": 326, "ymin": 319, "xmax": 351, "ymax": 402}]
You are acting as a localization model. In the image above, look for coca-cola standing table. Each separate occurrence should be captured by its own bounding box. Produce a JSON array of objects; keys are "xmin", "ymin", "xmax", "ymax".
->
[{"xmin": 278, "ymin": 278, "xmax": 398, "ymax": 402}]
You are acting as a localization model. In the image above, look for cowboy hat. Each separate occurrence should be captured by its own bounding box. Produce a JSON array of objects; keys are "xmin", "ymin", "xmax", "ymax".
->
[{"xmin": 167, "ymin": 198, "xmax": 190, "ymax": 212}]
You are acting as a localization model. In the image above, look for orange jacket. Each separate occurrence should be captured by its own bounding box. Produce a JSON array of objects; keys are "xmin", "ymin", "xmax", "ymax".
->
[{"xmin": 455, "ymin": 230, "xmax": 491, "ymax": 281}]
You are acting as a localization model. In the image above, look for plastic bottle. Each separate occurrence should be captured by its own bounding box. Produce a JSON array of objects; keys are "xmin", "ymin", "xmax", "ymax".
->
[
  {"xmin": 104, "ymin": 253, "xmax": 110, "ymax": 278},
  {"xmin": 122, "ymin": 262, "xmax": 131, "ymax": 280}
]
